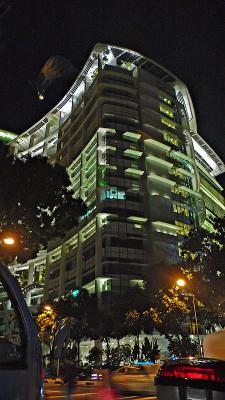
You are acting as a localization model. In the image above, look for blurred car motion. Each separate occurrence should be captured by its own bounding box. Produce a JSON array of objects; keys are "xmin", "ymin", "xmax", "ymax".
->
[{"xmin": 111, "ymin": 364, "xmax": 161, "ymax": 394}]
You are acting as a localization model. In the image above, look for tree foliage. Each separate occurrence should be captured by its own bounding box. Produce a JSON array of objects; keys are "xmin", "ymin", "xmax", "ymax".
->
[
  {"xmin": 0, "ymin": 143, "xmax": 86, "ymax": 263},
  {"xmin": 36, "ymin": 306, "xmax": 58, "ymax": 353},
  {"xmin": 152, "ymin": 289, "xmax": 190, "ymax": 338},
  {"xmin": 167, "ymin": 334, "xmax": 198, "ymax": 358},
  {"xmin": 141, "ymin": 337, "xmax": 160, "ymax": 362},
  {"xmin": 55, "ymin": 289, "xmax": 98, "ymax": 364},
  {"xmin": 181, "ymin": 216, "xmax": 225, "ymax": 328}
]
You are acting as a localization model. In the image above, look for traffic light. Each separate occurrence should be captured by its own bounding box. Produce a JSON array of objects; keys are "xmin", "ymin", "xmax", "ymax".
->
[{"xmin": 70, "ymin": 288, "xmax": 80, "ymax": 298}]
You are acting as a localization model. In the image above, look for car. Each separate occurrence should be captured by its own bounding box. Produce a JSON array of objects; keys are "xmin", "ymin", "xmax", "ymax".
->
[
  {"xmin": 0, "ymin": 262, "xmax": 42, "ymax": 399},
  {"xmin": 111, "ymin": 364, "xmax": 161, "ymax": 394}
]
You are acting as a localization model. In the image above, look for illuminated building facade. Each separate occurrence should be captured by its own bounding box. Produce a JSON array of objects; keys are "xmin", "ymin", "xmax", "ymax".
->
[
  {"xmin": 191, "ymin": 134, "xmax": 225, "ymax": 231},
  {"xmin": 8, "ymin": 44, "xmax": 225, "ymax": 305}
]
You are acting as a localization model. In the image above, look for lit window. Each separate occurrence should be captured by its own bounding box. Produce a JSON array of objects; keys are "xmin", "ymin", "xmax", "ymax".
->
[
  {"xmin": 164, "ymin": 131, "xmax": 179, "ymax": 146},
  {"xmin": 160, "ymin": 105, "xmax": 174, "ymax": 118},
  {"xmin": 171, "ymin": 186, "xmax": 187, "ymax": 198},
  {"xmin": 106, "ymin": 188, "xmax": 125, "ymax": 200},
  {"xmin": 159, "ymin": 95, "xmax": 172, "ymax": 105},
  {"xmin": 132, "ymin": 183, "xmax": 140, "ymax": 191},
  {"xmin": 161, "ymin": 118, "xmax": 176, "ymax": 130},
  {"xmin": 175, "ymin": 221, "xmax": 191, "ymax": 236},
  {"xmin": 173, "ymin": 203, "xmax": 189, "ymax": 217},
  {"xmin": 169, "ymin": 167, "xmax": 184, "ymax": 180}
]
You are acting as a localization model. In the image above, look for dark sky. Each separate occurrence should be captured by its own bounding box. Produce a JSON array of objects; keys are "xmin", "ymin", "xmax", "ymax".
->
[{"xmin": 0, "ymin": 1, "xmax": 224, "ymax": 173}]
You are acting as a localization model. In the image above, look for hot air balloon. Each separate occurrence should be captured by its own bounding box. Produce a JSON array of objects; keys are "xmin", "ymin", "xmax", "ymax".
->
[{"xmin": 36, "ymin": 55, "xmax": 76, "ymax": 100}]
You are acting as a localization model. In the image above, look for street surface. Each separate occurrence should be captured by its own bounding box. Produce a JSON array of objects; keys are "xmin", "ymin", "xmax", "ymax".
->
[{"xmin": 44, "ymin": 381, "xmax": 157, "ymax": 399}]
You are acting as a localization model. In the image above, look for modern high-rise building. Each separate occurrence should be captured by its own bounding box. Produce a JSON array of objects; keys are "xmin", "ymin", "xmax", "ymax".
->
[{"xmin": 7, "ymin": 44, "xmax": 225, "ymax": 306}]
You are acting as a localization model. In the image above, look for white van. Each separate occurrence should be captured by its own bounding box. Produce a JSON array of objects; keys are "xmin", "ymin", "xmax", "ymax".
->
[{"xmin": 0, "ymin": 262, "xmax": 42, "ymax": 399}]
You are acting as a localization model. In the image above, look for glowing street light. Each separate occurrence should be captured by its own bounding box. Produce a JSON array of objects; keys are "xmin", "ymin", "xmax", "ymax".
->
[
  {"xmin": 71, "ymin": 289, "xmax": 80, "ymax": 298},
  {"xmin": 44, "ymin": 305, "xmax": 52, "ymax": 311},
  {"xmin": 2, "ymin": 237, "xmax": 15, "ymax": 245},
  {"xmin": 176, "ymin": 278, "xmax": 186, "ymax": 288}
]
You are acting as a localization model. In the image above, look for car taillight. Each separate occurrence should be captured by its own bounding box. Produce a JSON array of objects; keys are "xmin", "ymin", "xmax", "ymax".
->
[{"xmin": 158, "ymin": 359, "xmax": 225, "ymax": 382}]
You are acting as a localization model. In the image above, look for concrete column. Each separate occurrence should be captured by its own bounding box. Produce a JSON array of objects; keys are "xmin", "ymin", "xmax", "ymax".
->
[
  {"xmin": 76, "ymin": 232, "xmax": 83, "ymax": 287},
  {"xmin": 43, "ymin": 253, "xmax": 51, "ymax": 302},
  {"xmin": 25, "ymin": 262, "xmax": 35, "ymax": 306},
  {"xmin": 59, "ymin": 244, "xmax": 68, "ymax": 297},
  {"xmin": 95, "ymin": 214, "xmax": 103, "ymax": 277},
  {"xmin": 42, "ymin": 123, "xmax": 50, "ymax": 157}
]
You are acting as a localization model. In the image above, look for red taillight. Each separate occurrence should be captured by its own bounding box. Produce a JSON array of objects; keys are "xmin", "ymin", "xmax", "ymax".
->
[
  {"xmin": 159, "ymin": 363, "xmax": 225, "ymax": 382},
  {"xmin": 160, "ymin": 366, "xmax": 215, "ymax": 381}
]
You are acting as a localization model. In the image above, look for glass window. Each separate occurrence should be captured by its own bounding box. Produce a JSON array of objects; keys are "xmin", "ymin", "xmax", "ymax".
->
[
  {"xmin": 0, "ymin": 280, "xmax": 26, "ymax": 365},
  {"xmin": 160, "ymin": 104, "xmax": 174, "ymax": 118},
  {"xmin": 161, "ymin": 118, "xmax": 176, "ymax": 130}
]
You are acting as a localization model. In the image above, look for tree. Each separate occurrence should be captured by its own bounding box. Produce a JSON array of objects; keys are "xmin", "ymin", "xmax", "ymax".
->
[
  {"xmin": 94, "ymin": 309, "xmax": 115, "ymax": 363},
  {"xmin": 36, "ymin": 305, "xmax": 58, "ymax": 355},
  {"xmin": 150, "ymin": 288, "xmax": 190, "ymax": 354},
  {"xmin": 125, "ymin": 308, "xmax": 155, "ymax": 361},
  {"xmin": 141, "ymin": 337, "xmax": 160, "ymax": 363},
  {"xmin": 181, "ymin": 217, "xmax": 225, "ymax": 330},
  {"xmin": 125, "ymin": 310, "xmax": 142, "ymax": 361},
  {"xmin": 56, "ymin": 289, "xmax": 98, "ymax": 365},
  {"xmin": 103, "ymin": 344, "xmax": 132, "ymax": 367},
  {"xmin": 0, "ymin": 143, "xmax": 86, "ymax": 263},
  {"xmin": 167, "ymin": 333, "xmax": 198, "ymax": 358},
  {"xmin": 108, "ymin": 286, "xmax": 155, "ymax": 360},
  {"xmin": 86, "ymin": 347, "xmax": 103, "ymax": 367}
]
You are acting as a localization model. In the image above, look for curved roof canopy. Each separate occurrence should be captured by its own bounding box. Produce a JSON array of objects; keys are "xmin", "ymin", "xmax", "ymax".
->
[
  {"xmin": 12, "ymin": 43, "xmax": 225, "ymax": 177},
  {"xmin": 0, "ymin": 129, "xmax": 17, "ymax": 143}
]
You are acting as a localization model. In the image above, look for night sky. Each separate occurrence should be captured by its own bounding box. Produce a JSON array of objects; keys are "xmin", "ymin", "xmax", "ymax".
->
[{"xmin": 0, "ymin": 0, "xmax": 224, "ymax": 181}]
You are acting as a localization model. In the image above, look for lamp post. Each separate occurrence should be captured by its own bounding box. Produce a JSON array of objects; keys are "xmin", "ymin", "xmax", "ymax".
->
[{"xmin": 175, "ymin": 279, "xmax": 202, "ymax": 356}]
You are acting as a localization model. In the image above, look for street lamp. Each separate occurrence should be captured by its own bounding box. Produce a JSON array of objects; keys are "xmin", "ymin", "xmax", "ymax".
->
[
  {"xmin": 0, "ymin": 236, "xmax": 16, "ymax": 263},
  {"xmin": 175, "ymin": 279, "xmax": 185, "ymax": 288},
  {"xmin": 175, "ymin": 279, "xmax": 202, "ymax": 356},
  {"xmin": 0, "ymin": 236, "xmax": 15, "ymax": 246},
  {"xmin": 2, "ymin": 237, "xmax": 15, "ymax": 245},
  {"xmin": 43, "ymin": 305, "xmax": 52, "ymax": 312}
]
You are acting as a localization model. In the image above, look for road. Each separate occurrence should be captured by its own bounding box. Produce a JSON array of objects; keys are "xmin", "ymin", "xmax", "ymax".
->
[{"xmin": 44, "ymin": 381, "xmax": 157, "ymax": 399}]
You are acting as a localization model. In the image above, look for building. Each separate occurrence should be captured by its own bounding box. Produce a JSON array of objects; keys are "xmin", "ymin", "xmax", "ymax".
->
[
  {"xmin": 191, "ymin": 133, "xmax": 225, "ymax": 231},
  {"xmin": 7, "ymin": 44, "xmax": 225, "ymax": 306},
  {"xmin": 0, "ymin": 129, "xmax": 17, "ymax": 143}
]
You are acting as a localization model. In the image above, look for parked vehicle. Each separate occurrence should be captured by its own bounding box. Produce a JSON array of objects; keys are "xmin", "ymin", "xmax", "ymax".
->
[
  {"xmin": 0, "ymin": 262, "xmax": 42, "ymax": 399},
  {"xmin": 111, "ymin": 364, "xmax": 161, "ymax": 394}
]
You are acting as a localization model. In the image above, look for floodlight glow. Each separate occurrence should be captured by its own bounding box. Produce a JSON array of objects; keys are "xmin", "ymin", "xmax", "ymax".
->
[
  {"xmin": 3, "ymin": 237, "xmax": 15, "ymax": 245},
  {"xmin": 176, "ymin": 279, "xmax": 186, "ymax": 287},
  {"xmin": 44, "ymin": 305, "xmax": 52, "ymax": 311}
]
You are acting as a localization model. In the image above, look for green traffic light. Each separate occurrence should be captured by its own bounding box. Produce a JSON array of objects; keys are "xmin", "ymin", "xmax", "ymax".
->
[{"xmin": 71, "ymin": 289, "xmax": 80, "ymax": 297}]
